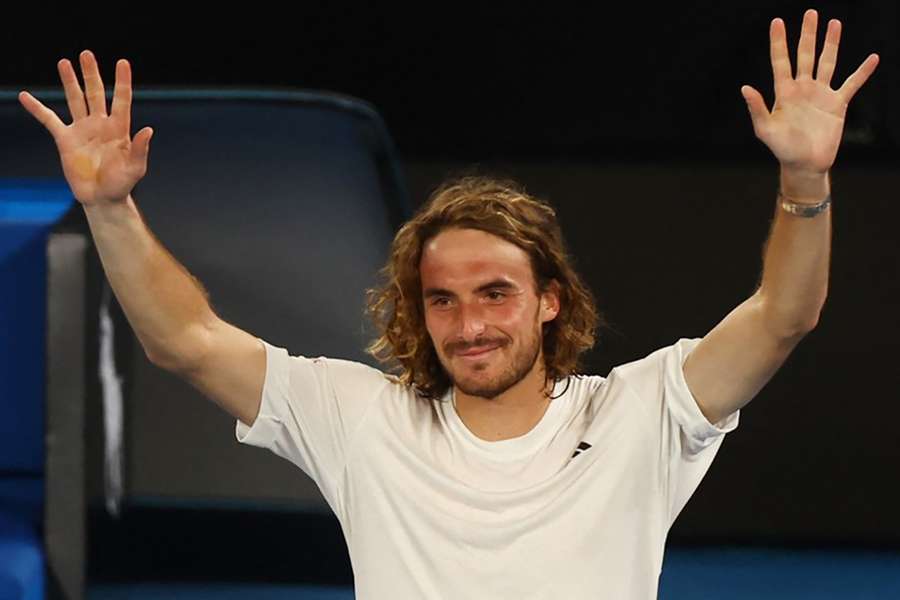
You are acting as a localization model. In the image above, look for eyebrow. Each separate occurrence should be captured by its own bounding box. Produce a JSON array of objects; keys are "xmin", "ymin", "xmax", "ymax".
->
[{"xmin": 423, "ymin": 279, "xmax": 518, "ymax": 300}]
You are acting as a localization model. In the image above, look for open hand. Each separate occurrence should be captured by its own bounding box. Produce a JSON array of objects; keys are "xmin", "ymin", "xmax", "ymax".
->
[
  {"xmin": 19, "ymin": 50, "xmax": 153, "ymax": 207},
  {"xmin": 741, "ymin": 9, "xmax": 879, "ymax": 176}
]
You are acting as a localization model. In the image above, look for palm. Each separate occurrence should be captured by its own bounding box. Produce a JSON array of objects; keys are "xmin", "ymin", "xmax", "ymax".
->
[
  {"xmin": 742, "ymin": 10, "xmax": 879, "ymax": 175},
  {"xmin": 19, "ymin": 51, "xmax": 153, "ymax": 206},
  {"xmin": 764, "ymin": 79, "xmax": 844, "ymax": 172},
  {"xmin": 56, "ymin": 112, "xmax": 138, "ymax": 203}
]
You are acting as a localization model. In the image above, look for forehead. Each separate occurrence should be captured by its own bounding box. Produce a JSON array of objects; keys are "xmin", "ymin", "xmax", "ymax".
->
[{"xmin": 419, "ymin": 228, "xmax": 533, "ymax": 288}]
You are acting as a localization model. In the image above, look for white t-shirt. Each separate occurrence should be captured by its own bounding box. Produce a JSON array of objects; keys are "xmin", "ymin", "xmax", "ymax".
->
[{"xmin": 236, "ymin": 336, "xmax": 739, "ymax": 600}]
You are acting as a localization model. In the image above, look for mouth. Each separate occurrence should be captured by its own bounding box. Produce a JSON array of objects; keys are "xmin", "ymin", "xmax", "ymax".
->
[{"xmin": 457, "ymin": 345, "xmax": 500, "ymax": 360}]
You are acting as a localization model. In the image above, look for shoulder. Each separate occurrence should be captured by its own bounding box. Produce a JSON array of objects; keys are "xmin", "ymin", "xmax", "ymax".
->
[
  {"xmin": 265, "ymin": 349, "xmax": 402, "ymax": 403},
  {"xmin": 562, "ymin": 373, "xmax": 608, "ymax": 400},
  {"xmin": 610, "ymin": 337, "xmax": 702, "ymax": 385},
  {"xmin": 302, "ymin": 356, "xmax": 404, "ymax": 392}
]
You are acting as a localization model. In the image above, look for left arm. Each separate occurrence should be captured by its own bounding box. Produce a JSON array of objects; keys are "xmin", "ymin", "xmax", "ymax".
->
[
  {"xmin": 683, "ymin": 9, "xmax": 879, "ymax": 425},
  {"xmin": 684, "ymin": 168, "xmax": 830, "ymax": 425}
]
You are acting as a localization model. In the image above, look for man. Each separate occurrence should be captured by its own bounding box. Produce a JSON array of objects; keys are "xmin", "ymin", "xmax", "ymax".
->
[{"xmin": 19, "ymin": 9, "xmax": 878, "ymax": 599}]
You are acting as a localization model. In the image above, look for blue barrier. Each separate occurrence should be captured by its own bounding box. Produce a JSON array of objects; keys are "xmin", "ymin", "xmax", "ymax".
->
[{"xmin": 0, "ymin": 178, "xmax": 74, "ymax": 600}]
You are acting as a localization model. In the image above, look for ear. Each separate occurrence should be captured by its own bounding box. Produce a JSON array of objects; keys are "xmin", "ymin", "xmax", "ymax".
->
[{"xmin": 539, "ymin": 279, "xmax": 561, "ymax": 324}]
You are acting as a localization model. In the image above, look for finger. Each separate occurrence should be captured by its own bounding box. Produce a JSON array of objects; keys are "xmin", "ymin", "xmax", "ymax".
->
[
  {"xmin": 18, "ymin": 91, "xmax": 67, "ymax": 138},
  {"xmin": 770, "ymin": 18, "xmax": 792, "ymax": 96},
  {"xmin": 741, "ymin": 85, "xmax": 771, "ymax": 134},
  {"xmin": 79, "ymin": 50, "xmax": 108, "ymax": 117},
  {"xmin": 57, "ymin": 59, "xmax": 88, "ymax": 121},
  {"xmin": 796, "ymin": 9, "xmax": 818, "ymax": 79},
  {"xmin": 816, "ymin": 19, "xmax": 842, "ymax": 87},
  {"xmin": 129, "ymin": 127, "xmax": 153, "ymax": 174},
  {"xmin": 837, "ymin": 54, "xmax": 880, "ymax": 104},
  {"xmin": 110, "ymin": 59, "xmax": 132, "ymax": 135}
]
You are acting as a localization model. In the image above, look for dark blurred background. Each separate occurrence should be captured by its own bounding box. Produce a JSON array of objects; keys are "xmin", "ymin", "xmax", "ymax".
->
[
  {"xmin": 6, "ymin": 1, "xmax": 898, "ymax": 161},
  {"xmin": 3, "ymin": 0, "xmax": 899, "ymax": 587}
]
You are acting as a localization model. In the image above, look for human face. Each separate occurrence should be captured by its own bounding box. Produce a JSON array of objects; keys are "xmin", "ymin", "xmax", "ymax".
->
[{"xmin": 419, "ymin": 228, "xmax": 559, "ymax": 400}]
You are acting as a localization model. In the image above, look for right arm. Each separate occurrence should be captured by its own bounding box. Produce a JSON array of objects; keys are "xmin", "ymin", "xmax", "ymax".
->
[
  {"xmin": 83, "ymin": 195, "xmax": 267, "ymax": 427},
  {"xmin": 20, "ymin": 50, "xmax": 266, "ymax": 426}
]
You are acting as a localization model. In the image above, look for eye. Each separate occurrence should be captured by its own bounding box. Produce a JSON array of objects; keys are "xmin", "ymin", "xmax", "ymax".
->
[{"xmin": 487, "ymin": 291, "xmax": 505, "ymax": 301}]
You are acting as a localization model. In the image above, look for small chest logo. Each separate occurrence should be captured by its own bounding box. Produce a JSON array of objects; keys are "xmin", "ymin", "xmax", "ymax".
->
[{"xmin": 571, "ymin": 441, "xmax": 593, "ymax": 458}]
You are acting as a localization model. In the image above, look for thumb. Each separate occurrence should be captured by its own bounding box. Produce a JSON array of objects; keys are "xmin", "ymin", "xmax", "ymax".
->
[
  {"xmin": 740, "ymin": 85, "xmax": 769, "ymax": 134},
  {"xmin": 130, "ymin": 127, "xmax": 153, "ymax": 172}
]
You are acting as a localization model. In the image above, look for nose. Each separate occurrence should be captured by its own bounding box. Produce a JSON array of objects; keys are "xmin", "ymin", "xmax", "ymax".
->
[{"xmin": 457, "ymin": 300, "xmax": 487, "ymax": 341}]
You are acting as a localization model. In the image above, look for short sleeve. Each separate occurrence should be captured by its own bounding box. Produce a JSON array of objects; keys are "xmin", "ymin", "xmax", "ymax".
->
[
  {"xmin": 661, "ymin": 337, "xmax": 739, "ymax": 525},
  {"xmin": 235, "ymin": 338, "xmax": 389, "ymax": 504},
  {"xmin": 612, "ymin": 337, "xmax": 740, "ymax": 528}
]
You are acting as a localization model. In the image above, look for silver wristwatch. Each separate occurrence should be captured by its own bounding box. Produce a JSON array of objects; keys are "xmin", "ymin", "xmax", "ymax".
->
[{"xmin": 778, "ymin": 191, "xmax": 832, "ymax": 218}]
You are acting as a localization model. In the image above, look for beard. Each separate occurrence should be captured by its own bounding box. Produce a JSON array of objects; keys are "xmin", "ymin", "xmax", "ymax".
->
[{"xmin": 441, "ymin": 314, "xmax": 544, "ymax": 401}]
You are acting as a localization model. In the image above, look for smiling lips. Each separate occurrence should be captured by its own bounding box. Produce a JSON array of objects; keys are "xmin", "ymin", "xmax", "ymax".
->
[{"xmin": 457, "ymin": 345, "xmax": 500, "ymax": 358}]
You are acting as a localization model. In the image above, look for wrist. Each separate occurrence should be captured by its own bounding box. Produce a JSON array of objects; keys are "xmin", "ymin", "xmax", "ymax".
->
[
  {"xmin": 83, "ymin": 195, "xmax": 138, "ymax": 226},
  {"xmin": 779, "ymin": 167, "xmax": 830, "ymax": 205}
]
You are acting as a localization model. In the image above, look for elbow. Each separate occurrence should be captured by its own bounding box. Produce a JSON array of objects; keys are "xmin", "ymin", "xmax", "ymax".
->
[
  {"xmin": 145, "ymin": 324, "xmax": 213, "ymax": 374},
  {"xmin": 146, "ymin": 346, "xmax": 188, "ymax": 373},
  {"xmin": 776, "ymin": 312, "xmax": 820, "ymax": 339},
  {"xmin": 791, "ymin": 303, "xmax": 824, "ymax": 336},
  {"xmin": 801, "ymin": 311, "xmax": 821, "ymax": 334},
  {"xmin": 758, "ymin": 295, "xmax": 822, "ymax": 339}
]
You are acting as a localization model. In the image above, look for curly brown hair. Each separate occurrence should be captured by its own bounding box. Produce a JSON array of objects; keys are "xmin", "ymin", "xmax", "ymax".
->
[{"xmin": 364, "ymin": 173, "xmax": 605, "ymax": 401}]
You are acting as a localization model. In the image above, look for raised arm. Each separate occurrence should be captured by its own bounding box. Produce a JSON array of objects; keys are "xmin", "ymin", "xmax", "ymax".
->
[
  {"xmin": 20, "ymin": 51, "xmax": 266, "ymax": 426},
  {"xmin": 682, "ymin": 10, "xmax": 879, "ymax": 425}
]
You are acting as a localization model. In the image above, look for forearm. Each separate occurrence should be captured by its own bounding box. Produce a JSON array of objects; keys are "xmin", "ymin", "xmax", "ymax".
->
[
  {"xmin": 84, "ymin": 194, "xmax": 216, "ymax": 371},
  {"xmin": 756, "ymin": 168, "xmax": 832, "ymax": 336}
]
